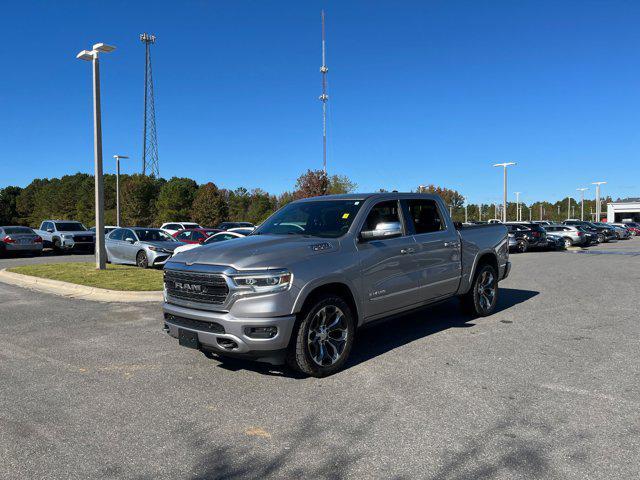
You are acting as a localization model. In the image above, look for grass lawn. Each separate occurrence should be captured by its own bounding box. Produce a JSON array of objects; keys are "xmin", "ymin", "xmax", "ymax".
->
[{"xmin": 8, "ymin": 262, "xmax": 163, "ymax": 291}]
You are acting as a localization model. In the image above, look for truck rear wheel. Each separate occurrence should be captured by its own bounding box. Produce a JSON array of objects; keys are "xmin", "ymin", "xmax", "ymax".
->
[
  {"xmin": 461, "ymin": 264, "xmax": 499, "ymax": 317},
  {"xmin": 287, "ymin": 294, "xmax": 355, "ymax": 378}
]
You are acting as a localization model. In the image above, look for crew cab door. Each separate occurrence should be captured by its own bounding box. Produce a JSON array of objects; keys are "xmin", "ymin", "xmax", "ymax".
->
[
  {"xmin": 356, "ymin": 199, "xmax": 422, "ymax": 320},
  {"xmin": 401, "ymin": 198, "xmax": 461, "ymax": 300}
]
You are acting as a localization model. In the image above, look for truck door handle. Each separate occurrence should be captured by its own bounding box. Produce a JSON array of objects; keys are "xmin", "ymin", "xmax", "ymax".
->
[
  {"xmin": 400, "ymin": 247, "xmax": 415, "ymax": 254},
  {"xmin": 444, "ymin": 242, "xmax": 459, "ymax": 248}
]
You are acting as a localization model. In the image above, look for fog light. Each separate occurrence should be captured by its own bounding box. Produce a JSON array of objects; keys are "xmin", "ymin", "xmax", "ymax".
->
[{"xmin": 244, "ymin": 326, "xmax": 278, "ymax": 339}]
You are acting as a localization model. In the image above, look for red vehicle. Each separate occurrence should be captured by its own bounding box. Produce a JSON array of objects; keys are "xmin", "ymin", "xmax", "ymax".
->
[{"xmin": 172, "ymin": 228, "xmax": 221, "ymax": 244}]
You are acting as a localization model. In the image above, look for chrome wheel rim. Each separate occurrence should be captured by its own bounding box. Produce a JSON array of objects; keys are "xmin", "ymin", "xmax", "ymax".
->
[
  {"xmin": 137, "ymin": 253, "xmax": 147, "ymax": 268},
  {"xmin": 564, "ymin": 238, "xmax": 572, "ymax": 248},
  {"xmin": 477, "ymin": 270, "xmax": 496, "ymax": 312},
  {"xmin": 307, "ymin": 305, "xmax": 348, "ymax": 367}
]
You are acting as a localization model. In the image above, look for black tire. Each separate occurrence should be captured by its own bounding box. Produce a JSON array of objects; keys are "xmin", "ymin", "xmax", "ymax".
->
[
  {"xmin": 461, "ymin": 264, "xmax": 499, "ymax": 317},
  {"xmin": 516, "ymin": 239, "xmax": 528, "ymax": 253},
  {"xmin": 286, "ymin": 294, "xmax": 355, "ymax": 378},
  {"xmin": 597, "ymin": 233, "xmax": 605, "ymax": 243},
  {"xmin": 136, "ymin": 251, "xmax": 149, "ymax": 269},
  {"xmin": 52, "ymin": 238, "xmax": 63, "ymax": 254}
]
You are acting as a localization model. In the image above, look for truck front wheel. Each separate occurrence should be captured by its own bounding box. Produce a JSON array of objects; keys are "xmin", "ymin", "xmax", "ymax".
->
[
  {"xmin": 287, "ymin": 294, "xmax": 355, "ymax": 378},
  {"xmin": 461, "ymin": 264, "xmax": 499, "ymax": 317}
]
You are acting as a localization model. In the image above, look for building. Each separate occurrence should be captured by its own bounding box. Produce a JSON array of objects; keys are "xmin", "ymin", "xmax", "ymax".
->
[{"xmin": 607, "ymin": 201, "xmax": 640, "ymax": 223}]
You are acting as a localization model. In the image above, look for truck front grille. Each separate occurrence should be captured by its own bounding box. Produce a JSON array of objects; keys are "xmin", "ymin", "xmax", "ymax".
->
[
  {"xmin": 164, "ymin": 270, "xmax": 229, "ymax": 305},
  {"xmin": 164, "ymin": 313, "xmax": 225, "ymax": 334},
  {"xmin": 73, "ymin": 235, "xmax": 94, "ymax": 242}
]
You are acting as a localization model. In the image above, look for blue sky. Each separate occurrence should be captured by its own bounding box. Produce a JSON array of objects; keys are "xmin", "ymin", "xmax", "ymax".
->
[{"xmin": 0, "ymin": 0, "xmax": 638, "ymax": 204}]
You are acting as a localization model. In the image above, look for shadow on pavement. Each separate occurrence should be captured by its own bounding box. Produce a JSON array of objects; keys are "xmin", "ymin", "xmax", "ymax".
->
[{"xmin": 212, "ymin": 288, "xmax": 539, "ymax": 378}]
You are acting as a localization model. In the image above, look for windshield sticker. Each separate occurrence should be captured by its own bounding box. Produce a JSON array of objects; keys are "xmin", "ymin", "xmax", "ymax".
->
[{"xmin": 342, "ymin": 213, "xmax": 350, "ymax": 219}]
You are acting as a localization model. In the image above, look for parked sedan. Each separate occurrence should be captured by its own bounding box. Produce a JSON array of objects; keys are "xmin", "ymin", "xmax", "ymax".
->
[
  {"xmin": 621, "ymin": 222, "xmax": 640, "ymax": 236},
  {"xmin": 544, "ymin": 234, "xmax": 566, "ymax": 250},
  {"xmin": 592, "ymin": 222, "xmax": 623, "ymax": 241},
  {"xmin": 172, "ymin": 230, "xmax": 250, "ymax": 256},
  {"xmin": 609, "ymin": 224, "xmax": 631, "ymax": 239},
  {"xmin": 0, "ymin": 226, "xmax": 43, "ymax": 257},
  {"xmin": 106, "ymin": 227, "xmax": 184, "ymax": 268},
  {"xmin": 173, "ymin": 228, "xmax": 221, "ymax": 244},
  {"xmin": 563, "ymin": 220, "xmax": 616, "ymax": 243}
]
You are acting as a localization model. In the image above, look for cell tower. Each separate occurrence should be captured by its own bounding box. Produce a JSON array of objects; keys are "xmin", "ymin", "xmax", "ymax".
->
[
  {"xmin": 319, "ymin": 10, "xmax": 329, "ymax": 174},
  {"xmin": 140, "ymin": 33, "xmax": 160, "ymax": 177}
]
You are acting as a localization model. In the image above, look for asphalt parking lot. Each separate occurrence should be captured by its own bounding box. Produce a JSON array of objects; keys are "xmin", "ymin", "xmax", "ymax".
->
[{"xmin": 1, "ymin": 241, "xmax": 639, "ymax": 479}]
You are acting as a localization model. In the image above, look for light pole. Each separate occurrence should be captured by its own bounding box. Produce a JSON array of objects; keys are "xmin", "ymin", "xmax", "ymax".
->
[
  {"xmin": 113, "ymin": 155, "xmax": 129, "ymax": 227},
  {"xmin": 464, "ymin": 204, "xmax": 468, "ymax": 223},
  {"xmin": 493, "ymin": 162, "xmax": 516, "ymax": 223},
  {"xmin": 514, "ymin": 192, "xmax": 521, "ymax": 221},
  {"xmin": 576, "ymin": 188, "xmax": 588, "ymax": 221},
  {"xmin": 539, "ymin": 203, "xmax": 543, "ymax": 221},
  {"xmin": 567, "ymin": 196, "xmax": 571, "ymax": 221},
  {"xmin": 592, "ymin": 181, "xmax": 606, "ymax": 221},
  {"xmin": 77, "ymin": 43, "xmax": 116, "ymax": 270}
]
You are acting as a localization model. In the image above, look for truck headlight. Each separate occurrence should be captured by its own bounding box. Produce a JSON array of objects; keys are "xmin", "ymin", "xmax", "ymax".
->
[
  {"xmin": 232, "ymin": 270, "xmax": 292, "ymax": 294},
  {"xmin": 62, "ymin": 234, "xmax": 73, "ymax": 239}
]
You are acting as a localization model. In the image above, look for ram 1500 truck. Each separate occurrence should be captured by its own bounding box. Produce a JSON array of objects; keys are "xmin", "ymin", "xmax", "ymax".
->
[
  {"xmin": 35, "ymin": 220, "xmax": 95, "ymax": 253},
  {"xmin": 163, "ymin": 193, "xmax": 510, "ymax": 377}
]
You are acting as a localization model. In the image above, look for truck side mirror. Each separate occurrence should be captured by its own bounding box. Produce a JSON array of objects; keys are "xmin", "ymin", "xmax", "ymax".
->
[
  {"xmin": 46, "ymin": 228, "xmax": 53, "ymax": 233},
  {"xmin": 360, "ymin": 221, "xmax": 403, "ymax": 241}
]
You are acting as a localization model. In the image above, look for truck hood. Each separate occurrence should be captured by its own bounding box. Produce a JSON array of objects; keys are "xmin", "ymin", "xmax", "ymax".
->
[{"xmin": 171, "ymin": 234, "xmax": 339, "ymax": 270}]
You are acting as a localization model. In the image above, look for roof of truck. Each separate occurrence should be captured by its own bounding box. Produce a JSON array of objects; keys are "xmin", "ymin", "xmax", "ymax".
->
[{"xmin": 296, "ymin": 192, "xmax": 438, "ymax": 202}]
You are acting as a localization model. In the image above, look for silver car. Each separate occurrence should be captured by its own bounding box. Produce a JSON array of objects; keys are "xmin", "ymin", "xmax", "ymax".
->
[
  {"xmin": 106, "ymin": 227, "xmax": 184, "ymax": 268},
  {"xmin": 543, "ymin": 224, "xmax": 588, "ymax": 247},
  {"xmin": 0, "ymin": 226, "xmax": 44, "ymax": 256}
]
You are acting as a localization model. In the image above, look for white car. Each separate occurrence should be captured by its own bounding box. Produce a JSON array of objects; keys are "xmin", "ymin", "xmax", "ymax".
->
[
  {"xmin": 172, "ymin": 230, "xmax": 249, "ymax": 256},
  {"xmin": 160, "ymin": 222, "xmax": 202, "ymax": 235}
]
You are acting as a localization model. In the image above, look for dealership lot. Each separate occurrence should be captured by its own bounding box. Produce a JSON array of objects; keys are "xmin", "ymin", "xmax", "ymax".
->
[{"xmin": 0, "ymin": 242, "xmax": 639, "ymax": 479}]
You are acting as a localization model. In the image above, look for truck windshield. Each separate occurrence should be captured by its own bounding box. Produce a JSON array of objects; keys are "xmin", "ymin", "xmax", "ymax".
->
[
  {"xmin": 55, "ymin": 222, "xmax": 86, "ymax": 231},
  {"xmin": 255, "ymin": 200, "xmax": 363, "ymax": 238}
]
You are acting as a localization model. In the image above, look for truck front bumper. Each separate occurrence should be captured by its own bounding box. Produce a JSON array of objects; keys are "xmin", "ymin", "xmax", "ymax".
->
[{"xmin": 163, "ymin": 302, "xmax": 297, "ymax": 365}]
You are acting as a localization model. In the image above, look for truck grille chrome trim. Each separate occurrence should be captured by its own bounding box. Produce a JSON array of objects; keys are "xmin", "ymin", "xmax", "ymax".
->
[{"xmin": 164, "ymin": 270, "xmax": 229, "ymax": 305}]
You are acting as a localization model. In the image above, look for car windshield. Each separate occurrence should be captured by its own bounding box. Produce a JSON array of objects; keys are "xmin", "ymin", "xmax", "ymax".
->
[
  {"xmin": 55, "ymin": 222, "xmax": 86, "ymax": 231},
  {"xmin": 135, "ymin": 229, "xmax": 176, "ymax": 242},
  {"xmin": 254, "ymin": 200, "xmax": 363, "ymax": 238},
  {"xmin": 4, "ymin": 227, "xmax": 34, "ymax": 235}
]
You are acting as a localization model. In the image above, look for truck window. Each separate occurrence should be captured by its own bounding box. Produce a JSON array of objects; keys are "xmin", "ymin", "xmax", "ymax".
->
[
  {"xmin": 363, "ymin": 200, "xmax": 401, "ymax": 232},
  {"xmin": 406, "ymin": 199, "xmax": 444, "ymax": 234}
]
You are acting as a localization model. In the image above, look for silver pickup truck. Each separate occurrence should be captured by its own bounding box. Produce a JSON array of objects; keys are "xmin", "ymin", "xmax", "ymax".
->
[{"xmin": 163, "ymin": 193, "xmax": 510, "ymax": 377}]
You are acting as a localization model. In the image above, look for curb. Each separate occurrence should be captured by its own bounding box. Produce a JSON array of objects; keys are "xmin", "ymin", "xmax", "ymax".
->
[{"xmin": 0, "ymin": 269, "xmax": 163, "ymax": 303}]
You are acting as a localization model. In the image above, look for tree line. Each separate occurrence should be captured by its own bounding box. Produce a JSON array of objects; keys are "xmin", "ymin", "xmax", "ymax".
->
[
  {"xmin": 0, "ymin": 171, "xmax": 613, "ymax": 228},
  {"xmin": 0, "ymin": 170, "xmax": 356, "ymax": 228}
]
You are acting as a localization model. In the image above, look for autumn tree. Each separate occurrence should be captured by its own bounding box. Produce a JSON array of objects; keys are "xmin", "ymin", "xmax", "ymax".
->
[
  {"xmin": 416, "ymin": 184, "xmax": 465, "ymax": 209},
  {"xmin": 327, "ymin": 174, "xmax": 357, "ymax": 195},
  {"xmin": 294, "ymin": 169, "xmax": 329, "ymax": 199}
]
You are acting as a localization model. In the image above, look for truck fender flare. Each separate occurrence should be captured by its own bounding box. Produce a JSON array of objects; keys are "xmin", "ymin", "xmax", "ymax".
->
[
  {"xmin": 463, "ymin": 249, "xmax": 499, "ymax": 294},
  {"xmin": 291, "ymin": 275, "xmax": 361, "ymax": 324}
]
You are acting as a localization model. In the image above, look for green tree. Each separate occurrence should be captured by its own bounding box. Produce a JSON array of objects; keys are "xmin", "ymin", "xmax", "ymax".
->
[
  {"xmin": 327, "ymin": 174, "xmax": 357, "ymax": 195},
  {"xmin": 155, "ymin": 177, "xmax": 198, "ymax": 224},
  {"xmin": 121, "ymin": 174, "xmax": 161, "ymax": 227},
  {"xmin": 191, "ymin": 183, "xmax": 228, "ymax": 227},
  {"xmin": 0, "ymin": 186, "xmax": 23, "ymax": 225},
  {"xmin": 246, "ymin": 189, "xmax": 276, "ymax": 224},
  {"xmin": 227, "ymin": 187, "xmax": 251, "ymax": 221}
]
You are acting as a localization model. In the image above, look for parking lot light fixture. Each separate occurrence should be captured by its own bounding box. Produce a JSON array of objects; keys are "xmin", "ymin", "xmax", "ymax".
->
[
  {"xmin": 113, "ymin": 155, "xmax": 129, "ymax": 227},
  {"xmin": 592, "ymin": 182, "xmax": 606, "ymax": 221},
  {"xmin": 493, "ymin": 162, "xmax": 516, "ymax": 223},
  {"xmin": 77, "ymin": 42, "xmax": 116, "ymax": 270},
  {"xmin": 514, "ymin": 192, "xmax": 521, "ymax": 221},
  {"xmin": 576, "ymin": 188, "xmax": 588, "ymax": 221}
]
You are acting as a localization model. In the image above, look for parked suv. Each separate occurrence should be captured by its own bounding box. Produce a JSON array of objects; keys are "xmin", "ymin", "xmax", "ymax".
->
[
  {"xmin": 543, "ymin": 224, "xmax": 588, "ymax": 247},
  {"xmin": 505, "ymin": 223, "xmax": 547, "ymax": 249},
  {"xmin": 35, "ymin": 220, "xmax": 95, "ymax": 253},
  {"xmin": 162, "ymin": 193, "xmax": 510, "ymax": 377},
  {"xmin": 563, "ymin": 220, "xmax": 616, "ymax": 243}
]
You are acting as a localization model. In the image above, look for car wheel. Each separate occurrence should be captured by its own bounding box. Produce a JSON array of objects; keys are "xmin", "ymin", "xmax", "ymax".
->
[
  {"xmin": 287, "ymin": 294, "xmax": 355, "ymax": 378},
  {"xmin": 52, "ymin": 239, "xmax": 63, "ymax": 254},
  {"xmin": 136, "ymin": 251, "xmax": 149, "ymax": 269},
  {"xmin": 516, "ymin": 239, "xmax": 528, "ymax": 253},
  {"xmin": 597, "ymin": 233, "xmax": 605, "ymax": 243},
  {"xmin": 461, "ymin": 264, "xmax": 499, "ymax": 317},
  {"xmin": 564, "ymin": 237, "xmax": 573, "ymax": 248}
]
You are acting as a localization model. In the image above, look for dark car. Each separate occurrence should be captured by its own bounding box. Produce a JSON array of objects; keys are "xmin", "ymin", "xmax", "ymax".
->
[
  {"xmin": 216, "ymin": 221, "xmax": 255, "ymax": 231},
  {"xmin": 563, "ymin": 220, "xmax": 616, "ymax": 243},
  {"xmin": 505, "ymin": 223, "xmax": 547, "ymax": 249}
]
